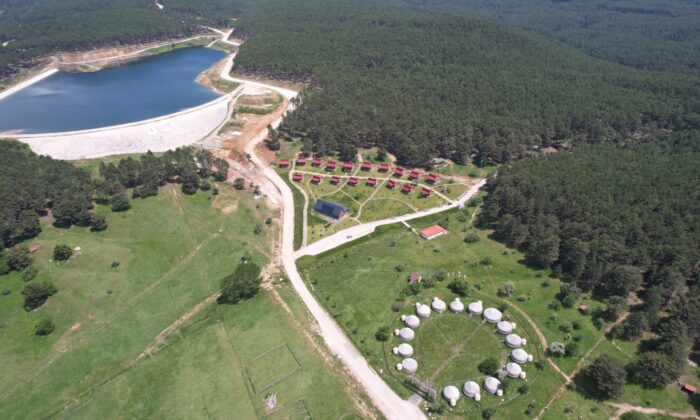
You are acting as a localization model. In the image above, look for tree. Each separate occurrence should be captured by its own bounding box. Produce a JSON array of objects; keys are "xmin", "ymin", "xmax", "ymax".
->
[
  {"xmin": 212, "ymin": 158, "xmax": 230, "ymax": 182},
  {"xmin": 337, "ymin": 142, "xmax": 357, "ymax": 162},
  {"xmin": 22, "ymin": 281, "xmax": 57, "ymax": 311},
  {"xmin": 604, "ymin": 296, "xmax": 628, "ymax": 322},
  {"xmin": 603, "ymin": 265, "xmax": 642, "ymax": 297},
  {"xmin": 217, "ymin": 262, "xmax": 262, "ymax": 305},
  {"xmin": 498, "ymin": 281, "xmax": 516, "ymax": 297},
  {"xmin": 35, "ymin": 318, "xmax": 55, "ymax": 336},
  {"xmin": 90, "ymin": 214, "xmax": 108, "ymax": 232},
  {"xmin": 53, "ymin": 244, "xmax": 73, "ymax": 261},
  {"xmin": 628, "ymin": 352, "xmax": 679, "ymax": 388},
  {"xmin": 233, "ymin": 178, "xmax": 246, "ymax": 190},
  {"xmin": 620, "ymin": 312, "xmax": 648, "ymax": 340},
  {"xmin": 478, "ymin": 357, "xmax": 500, "ymax": 376},
  {"xmin": 448, "ymin": 279, "xmax": 469, "ymax": 296},
  {"xmin": 8, "ymin": 246, "xmax": 32, "ymax": 271},
  {"xmin": 581, "ymin": 354, "xmax": 626, "ymax": 399},
  {"xmin": 375, "ymin": 326, "xmax": 390, "ymax": 341},
  {"xmin": 22, "ymin": 266, "xmax": 38, "ymax": 281},
  {"xmin": 110, "ymin": 192, "xmax": 131, "ymax": 212},
  {"xmin": 547, "ymin": 342, "xmax": 566, "ymax": 357},
  {"xmin": 565, "ymin": 342, "xmax": 579, "ymax": 357}
]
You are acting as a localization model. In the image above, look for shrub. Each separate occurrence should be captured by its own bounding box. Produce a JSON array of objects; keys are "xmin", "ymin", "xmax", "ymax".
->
[
  {"xmin": 1, "ymin": 289, "xmax": 11, "ymax": 295},
  {"xmin": 581, "ymin": 354, "xmax": 626, "ymax": 399},
  {"xmin": 22, "ymin": 266, "xmax": 38, "ymax": 282},
  {"xmin": 518, "ymin": 294, "xmax": 528, "ymax": 302},
  {"xmin": 482, "ymin": 407, "xmax": 496, "ymax": 419},
  {"xmin": 480, "ymin": 257, "xmax": 492, "ymax": 266},
  {"xmin": 497, "ymin": 281, "xmax": 515, "ymax": 297},
  {"xmin": 391, "ymin": 301, "xmax": 405, "ymax": 312},
  {"xmin": 35, "ymin": 318, "xmax": 55, "ymax": 336},
  {"xmin": 53, "ymin": 244, "xmax": 73, "ymax": 261},
  {"xmin": 90, "ymin": 214, "xmax": 108, "ymax": 232},
  {"xmin": 217, "ymin": 262, "xmax": 261, "ymax": 305},
  {"xmin": 518, "ymin": 384, "xmax": 530, "ymax": 394},
  {"xmin": 22, "ymin": 281, "xmax": 57, "ymax": 311},
  {"xmin": 8, "ymin": 246, "xmax": 32, "ymax": 271},
  {"xmin": 478, "ymin": 357, "xmax": 500, "ymax": 376},
  {"xmin": 464, "ymin": 233, "xmax": 480, "ymax": 243},
  {"xmin": 394, "ymin": 264, "xmax": 404, "ymax": 272},
  {"xmin": 448, "ymin": 279, "xmax": 469, "ymax": 296},
  {"xmin": 110, "ymin": 192, "xmax": 131, "ymax": 212},
  {"xmin": 547, "ymin": 342, "xmax": 566, "ymax": 357},
  {"xmin": 233, "ymin": 178, "xmax": 246, "ymax": 190},
  {"xmin": 565, "ymin": 342, "xmax": 579, "ymax": 357},
  {"xmin": 559, "ymin": 321, "xmax": 573, "ymax": 333},
  {"xmin": 375, "ymin": 326, "xmax": 390, "ymax": 341}
]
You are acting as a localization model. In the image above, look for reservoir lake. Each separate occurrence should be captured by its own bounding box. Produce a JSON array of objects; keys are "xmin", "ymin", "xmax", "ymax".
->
[{"xmin": 0, "ymin": 47, "xmax": 226, "ymax": 134}]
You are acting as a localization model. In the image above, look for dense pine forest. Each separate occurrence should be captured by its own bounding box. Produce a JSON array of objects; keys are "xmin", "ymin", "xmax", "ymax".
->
[{"xmin": 477, "ymin": 132, "xmax": 700, "ymax": 386}]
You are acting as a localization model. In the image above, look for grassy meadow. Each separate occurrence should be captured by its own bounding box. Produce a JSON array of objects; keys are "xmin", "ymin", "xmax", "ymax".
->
[{"xmin": 0, "ymin": 180, "xmax": 359, "ymax": 418}]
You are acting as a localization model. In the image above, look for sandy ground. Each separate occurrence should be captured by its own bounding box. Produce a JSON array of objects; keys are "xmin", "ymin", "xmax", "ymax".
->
[{"xmin": 0, "ymin": 68, "xmax": 58, "ymax": 101}]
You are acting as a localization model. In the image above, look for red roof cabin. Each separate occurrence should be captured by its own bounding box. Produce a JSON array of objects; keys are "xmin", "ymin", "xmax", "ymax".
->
[
  {"xmin": 426, "ymin": 173, "xmax": 439, "ymax": 184},
  {"xmin": 361, "ymin": 162, "xmax": 373, "ymax": 171},
  {"xmin": 378, "ymin": 163, "xmax": 390, "ymax": 172},
  {"xmin": 682, "ymin": 384, "xmax": 697, "ymax": 395},
  {"xmin": 394, "ymin": 166, "xmax": 405, "ymax": 177},
  {"xmin": 348, "ymin": 176, "xmax": 359, "ymax": 186},
  {"xmin": 421, "ymin": 187, "xmax": 432, "ymax": 197},
  {"xmin": 386, "ymin": 180, "xmax": 398, "ymax": 189},
  {"xmin": 402, "ymin": 184, "xmax": 415, "ymax": 194},
  {"xmin": 312, "ymin": 157, "xmax": 322, "ymax": 166},
  {"xmin": 420, "ymin": 225, "xmax": 448, "ymax": 240},
  {"xmin": 367, "ymin": 177, "xmax": 378, "ymax": 187},
  {"xmin": 278, "ymin": 159, "xmax": 290, "ymax": 168},
  {"xmin": 296, "ymin": 156, "xmax": 307, "ymax": 165},
  {"xmin": 292, "ymin": 173, "xmax": 304, "ymax": 182},
  {"xmin": 409, "ymin": 170, "xmax": 421, "ymax": 180},
  {"xmin": 330, "ymin": 176, "xmax": 341, "ymax": 184},
  {"xmin": 28, "ymin": 245, "xmax": 40, "ymax": 253},
  {"xmin": 343, "ymin": 161, "xmax": 354, "ymax": 172},
  {"xmin": 311, "ymin": 175, "xmax": 322, "ymax": 184},
  {"xmin": 326, "ymin": 160, "xmax": 337, "ymax": 171}
]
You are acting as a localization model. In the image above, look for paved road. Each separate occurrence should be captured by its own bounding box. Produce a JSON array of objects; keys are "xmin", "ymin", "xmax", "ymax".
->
[{"xmin": 295, "ymin": 180, "xmax": 486, "ymax": 259}]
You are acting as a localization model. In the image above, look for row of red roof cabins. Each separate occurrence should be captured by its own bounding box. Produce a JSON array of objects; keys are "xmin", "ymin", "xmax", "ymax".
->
[
  {"xmin": 281, "ymin": 157, "xmax": 440, "ymax": 182},
  {"xmin": 290, "ymin": 173, "xmax": 432, "ymax": 196}
]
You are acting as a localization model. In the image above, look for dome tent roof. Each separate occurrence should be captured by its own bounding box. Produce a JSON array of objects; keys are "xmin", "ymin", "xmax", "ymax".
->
[
  {"xmin": 401, "ymin": 358, "xmax": 418, "ymax": 373},
  {"xmin": 511, "ymin": 348, "xmax": 529, "ymax": 364},
  {"xmin": 483, "ymin": 307, "xmax": 503, "ymax": 323},
  {"xmin": 404, "ymin": 314, "xmax": 420, "ymax": 328},
  {"xmin": 497, "ymin": 320, "xmax": 514, "ymax": 334},
  {"xmin": 416, "ymin": 303, "xmax": 431, "ymax": 318},
  {"xmin": 397, "ymin": 343, "xmax": 414, "ymax": 357},
  {"xmin": 399, "ymin": 327, "xmax": 415, "ymax": 341},
  {"xmin": 463, "ymin": 381, "xmax": 480, "ymax": 397},
  {"xmin": 506, "ymin": 362, "xmax": 523, "ymax": 378},
  {"xmin": 484, "ymin": 376, "xmax": 501, "ymax": 393},
  {"xmin": 449, "ymin": 298, "xmax": 465, "ymax": 313},
  {"xmin": 432, "ymin": 297, "xmax": 446, "ymax": 313},
  {"xmin": 505, "ymin": 333, "xmax": 523, "ymax": 348},
  {"xmin": 443, "ymin": 385, "xmax": 461, "ymax": 406},
  {"xmin": 468, "ymin": 300, "xmax": 483, "ymax": 314}
]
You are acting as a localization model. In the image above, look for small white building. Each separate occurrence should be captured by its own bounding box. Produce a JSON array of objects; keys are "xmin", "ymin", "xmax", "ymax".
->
[{"xmin": 443, "ymin": 385, "xmax": 461, "ymax": 406}]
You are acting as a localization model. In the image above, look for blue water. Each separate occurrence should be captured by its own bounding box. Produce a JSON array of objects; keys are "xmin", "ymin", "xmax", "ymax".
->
[{"xmin": 0, "ymin": 47, "xmax": 226, "ymax": 134}]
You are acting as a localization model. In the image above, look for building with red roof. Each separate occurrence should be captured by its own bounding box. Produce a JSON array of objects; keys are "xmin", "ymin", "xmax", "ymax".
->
[
  {"xmin": 426, "ymin": 173, "xmax": 439, "ymax": 184},
  {"xmin": 292, "ymin": 173, "xmax": 303, "ymax": 182},
  {"xmin": 409, "ymin": 170, "xmax": 420, "ymax": 180},
  {"xmin": 378, "ymin": 163, "xmax": 390, "ymax": 172},
  {"xmin": 361, "ymin": 162, "xmax": 373, "ymax": 171},
  {"xmin": 347, "ymin": 177, "xmax": 359, "ymax": 185},
  {"xmin": 312, "ymin": 157, "xmax": 322, "ymax": 166},
  {"xmin": 343, "ymin": 161, "xmax": 354, "ymax": 172},
  {"xmin": 367, "ymin": 177, "xmax": 378, "ymax": 186},
  {"xmin": 420, "ymin": 225, "xmax": 448, "ymax": 240},
  {"xmin": 311, "ymin": 175, "xmax": 322, "ymax": 184},
  {"xmin": 330, "ymin": 176, "xmax": 341, "ymax": 184},
  {"xmin": 421, "ymin": 187, "xmax": 432, "ymax": 197},
  {"xmin": 394, "ymin": 167, "xmax": 405, "ymax": 177},
  {"xmin": 296, "ymin": 156, "xmax": 307, "ymax": 165},
  {"xmin": 28, "ymin": 245, "xmax": 40, "ymax": 253},
  {"xmin": 278, "ymin": 159, "xmax": 290, "ymax": 168},
  {"xmin": 387, "ymin": 180, "xmax": 398, "ymax": 189},
  {"xmin": 402, "ymin": 184, "xmax": 415, "ymax": 194},
  {"xmin": 326, "ymin": 160, "xmax": 337, "ymax": 171}
]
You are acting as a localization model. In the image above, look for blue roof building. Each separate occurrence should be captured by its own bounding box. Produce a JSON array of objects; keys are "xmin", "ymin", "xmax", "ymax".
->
[{"xmin": 314, "ymin": 199, "xmax": 349, "ymax": 220}]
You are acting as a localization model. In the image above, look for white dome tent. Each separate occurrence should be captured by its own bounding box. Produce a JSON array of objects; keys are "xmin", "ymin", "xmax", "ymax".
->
[
  {"xmin": 400, "ymin": 358, "xmax": 418, "ymax": 373},
  {"xmin": 484, "ymin": 376, "xmax": 501, "ymax": 394},
  {"xmin": 511, "ymin": 348, "xmax": 532, "ymax": 364},
  {"xmin": 497, "ymin": 320, "xmax": 515, "ymax": 334},
  {"xmin": 483, "ymin": 307, "xmax": 503, "ymax": 323},
  {"xmin": 399, "ymin": 327, "xmax": 415, "ymax": 341},
  {"xmin": 449, "ymin": 298, "xmax": 465, "ymax": 313},
  {"xmin": 402, "ymin": 314, "xmax": 420, "ymax": 328},
  {"xmin": 505, "ymin": 333, "xmax": 523, "ymax": 348},
  {"xmin": 443, "ymin": 385, "xmax": 461, "ymax": 406},
  {"xmin": 468, "ymin": 300, "xmax": 483, "ymax": 315},
  {"xmin": 432, "ymin": 297, "xmax": 446, "ymax": 313},
  {"xmin": 397, "ymin": 343, "xmax": 414, "ymax": 357},
  {"xmin": 416, "ymin": 303, "xmax": 431, "ymax": 318},
  {"xmin": 506, "ymin": 362, "xmax": 525, "ymax": 378},
  {"xmin": 463, "ymin": 381, "xmax": 481, "ymax": 400}
]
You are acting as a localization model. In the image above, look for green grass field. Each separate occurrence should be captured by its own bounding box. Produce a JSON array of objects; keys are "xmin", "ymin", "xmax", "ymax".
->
[{"xmin": 0, "ymin": 180, "xmax": 359, "ymax": 418}]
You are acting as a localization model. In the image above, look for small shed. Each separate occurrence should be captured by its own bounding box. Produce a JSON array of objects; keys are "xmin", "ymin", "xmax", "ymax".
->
[
  {"xmin": 278, "ymin": 159, "xmax": 290, "ymax": 168},
  {"xmin": 421, "ymin": 188, "xmax": 432, "ymax": 197},
  {"xmin": 348, "ymin": 177, "xmax": 359, "ymax": 186},
  {"xmin": 409, "ymin": 170, "xmax": 421, "ymax": 180},
  {"xmin": 330, "ymin": 176, "xmax": 341, "ymax": 184},
  {"xmin": 312, "ymin": 157, "xmax": 322, "ymax": 166},
  {"xmin": 361, "ymin": 162, "xmax": 373, "ymax": 171},
  {"xmin": 402, "ymin": 184, "xmax": 415, "ymax": 194},
  {"xmin": 387, "ymin": 180, "xmax": 398, "ymax": 189},
  {"xmin": 426, "ymin": 173, "xmax": 439, "ymax": 184},
  {"xmin": 343, "ymin": 161, "xmax": 354, "ymax": 171},
  {"xmin": 296, "ymin": 156, "xmax": 307, "ymax": 165},
  {"xmin": 578, "ymin": 304, "xmax": 590, "ymax": 314},
  {"xmin": 326, "ymin": 161, "xmax": 337, "ymax": 171},
  {"xmin": 420, "ymin": 225, "xmax": 447, "ymax": 240},
  {"xmin": 682, "ymin": 384, "xmax": 697, "ymax": 395},
  {"xmin": 311, "ymin": 175, "xmax": 322, "ymax": 184},
  {"xmin": 394, "ymin": 167, "xmax": 405, "ymax": 177},
  {"xmin": 314, "ymin": 199, "xmax": 349, "ymax": 220},
  {"xmin": 409, "ymin": 272, "xmax": 422, "ymax": 284},
  {"xmin": 28, "ymin": 245, "xmax": 40, "ymax": 253},
  {"xmin": 292, "ymin": 173, "xmax": 303, "ymax": 182},
  {"xmin": 378, "ymin": 163, "xmax": 390, "ymax": 172},
  {"xmin": 367, "ymin": 177, "xmax": 378, "ymax": 187}
]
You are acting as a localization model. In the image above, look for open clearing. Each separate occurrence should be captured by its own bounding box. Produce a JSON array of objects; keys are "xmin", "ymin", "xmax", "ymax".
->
[{"xmin": 0, "ymin": 179, "xmax": 359, "ymax": 419}]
